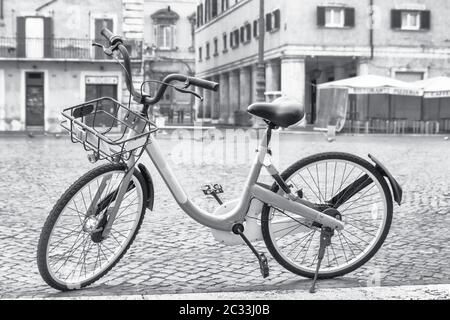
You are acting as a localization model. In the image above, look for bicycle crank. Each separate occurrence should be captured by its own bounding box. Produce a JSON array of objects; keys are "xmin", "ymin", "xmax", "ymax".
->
[{"xmin": 232, "ymin": 224, "xmax": 270, "ymax": 278}]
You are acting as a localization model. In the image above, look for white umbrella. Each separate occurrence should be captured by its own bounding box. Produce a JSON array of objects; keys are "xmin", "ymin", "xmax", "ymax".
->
[
  {"xmin": 413, "ymin": 76, "xmax": 450, "ymax": 125},
  {"xmin": 413, "ymin": 76, "xmax": 450, "ymax": 98},
  {"xmin": 318, "ymin": 74, "xmax": 421, "ymax": 96}
]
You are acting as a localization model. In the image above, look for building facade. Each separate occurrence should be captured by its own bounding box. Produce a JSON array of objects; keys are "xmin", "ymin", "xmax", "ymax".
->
[
  {"xmin": 142, "ymin": 0, "xmax": 197, "ymax": 125},
  {"xmin": 0, "ymin": 0, "xmax": 146, "ymax": 132},
  {"xmin": 194, "ymin": 0, "xmax": 450, "ymax": 129}
]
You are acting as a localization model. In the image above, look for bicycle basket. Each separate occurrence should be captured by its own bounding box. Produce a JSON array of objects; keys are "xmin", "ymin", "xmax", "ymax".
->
[{"xmin": 61, "ymin": 97, "xmax": 158, "ymax": 163}]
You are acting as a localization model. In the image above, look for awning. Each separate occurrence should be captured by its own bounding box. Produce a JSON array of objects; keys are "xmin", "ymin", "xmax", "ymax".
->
[
  {"xmin": 318, "ymin": 75, "xmax": 422, "ymax": 96},
  {"xmin": 413, "ymin": 76, "xmax": 450, "ymax": 98}
]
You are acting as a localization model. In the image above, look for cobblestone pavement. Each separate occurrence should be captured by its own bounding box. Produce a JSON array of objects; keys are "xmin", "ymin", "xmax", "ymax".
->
[{"xmin": 0, "ymin": 132, "xmax": 449, "ymax": 298}]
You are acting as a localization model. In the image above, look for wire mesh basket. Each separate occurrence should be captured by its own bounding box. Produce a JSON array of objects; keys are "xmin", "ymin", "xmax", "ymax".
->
[{"xmin": 61, "ymin": 97, "xmax": 158, "ymax": 163}]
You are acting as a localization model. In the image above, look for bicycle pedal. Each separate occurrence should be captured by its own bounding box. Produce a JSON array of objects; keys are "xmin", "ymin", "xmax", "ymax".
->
[
  {"xmin": 258, "ymin": 253, "xmax": 270, "ymax": 278},
  {"xmin": 201, "ymin": 184, "xmax": 224, "ymax": 205}
]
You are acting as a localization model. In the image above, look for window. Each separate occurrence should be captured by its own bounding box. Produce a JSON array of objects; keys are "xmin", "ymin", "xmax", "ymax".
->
[
  {"xmin": 230, "ymin": 29, "xmax": 239, "ymax": 48},
  {"xmin": 155, "ymin": 25, "xmax": 174, "ymax": 50},
  {"xmin": 206, "ymin": 42, "xmax": 210, "ymax": 59},
  {"xmin": 325, "ymin": 8, "xmax": 344, "ymax": 27},
  {"xmin": 205, "ymin": 0, "xmax": 211, "ymax": 23},
  {"xmin": 197, "ymin": 4, "xmax": 205, "ymax": 27},
  {"xmin": 317, "ymin": 6, "xmax": 355, "ymax": 28},
  {"xmin": 240, "ymin": 22, "xmax": 251, "ymax": 43},
  {"xmin": 392, "ymin": 10, "xmax": 430, "ymax": 30},
  {"xmin": 151, "ymin": 8, "xmax": 179, "ymax": 49},
  {"xmin": 240, "ymin": 26, "xmax": 245, "ymax": 43},
  {"xmin": 16, "ymin": 16, "xmax": 54, "ymax": 58},
  {"xmin": 213, "ymin": 37, "xmax": 218, "ymax": 56},
  {"xmin": 402, "ymin": 11, "xmax": 420, "ymax": 30},
  {"xmin": 265, "ymin": 9, "xmax": 281, "ymax": 32},
  {"xmin": 198, "ymin": 46, "xmax": 202, "ymax": 61},
  {"xmin": 222, "ymin": 33, "xmax": 228, "ymax": 52},
  {"xmin": 395, "ymin": 71, "xmax": 424, "ymax": 82},
  {"xmin": 212, "ymin": 0, "xmax": 218, "ymax": 18},
  {"xmin": 221, "ymin": 0, "xmax": 229, "ymax": 12}
]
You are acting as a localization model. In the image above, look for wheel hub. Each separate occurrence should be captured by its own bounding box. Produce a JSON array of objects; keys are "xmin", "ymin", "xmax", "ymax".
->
[
  {"xmin": 82, "ymin": 213, "xmax": 108, "ymax": 243},
  {"xmin": 312, "ymin": 208, "xmax": 342, "ymax": 228},
  {"xmin": 323, "ymin": 208, "xmax": 342, "ymax": 221}
]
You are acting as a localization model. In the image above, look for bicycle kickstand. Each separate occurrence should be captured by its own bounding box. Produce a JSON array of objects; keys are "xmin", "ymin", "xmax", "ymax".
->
[
  {"xmin": 309, "ymin": 227, "xmax": 334, "ymax": 294},
  {"xmin": 232, "ymin": 224, "xmax": 270, "ymax": 278}
]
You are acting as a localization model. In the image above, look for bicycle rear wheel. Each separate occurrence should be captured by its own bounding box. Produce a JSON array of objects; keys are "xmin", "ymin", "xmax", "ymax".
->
[
  {"xmin": 261, "ymin": 152, "xmax": 393, "ymax": 279},
  {"xmin": 37, "ymin": 163, "xmax": 147, "ymax": 291}
]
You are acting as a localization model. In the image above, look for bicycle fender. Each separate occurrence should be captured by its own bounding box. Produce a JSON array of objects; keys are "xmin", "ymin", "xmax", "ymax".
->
[
  {"xmin": 138, "ymin": 163, "xmax": 155, "ymax": 210},
  {"xmin": 368, "ymin": 154, "xmax": 403, "ymax": 206}
]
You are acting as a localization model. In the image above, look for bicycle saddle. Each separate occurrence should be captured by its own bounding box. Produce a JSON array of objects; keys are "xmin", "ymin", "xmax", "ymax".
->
[{"xmin": 247, "ymin": 97, "xmax": 304, "ymax": 128}]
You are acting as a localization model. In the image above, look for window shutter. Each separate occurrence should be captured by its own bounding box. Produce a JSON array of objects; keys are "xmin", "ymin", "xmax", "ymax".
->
[
  {"xmin": 171, "ymin": 25, "xmax": 176, "ymax": 49},
  {"xmin": 43, "ymin": 17, "xmax": 53, "ymax": 58},
  {"xmin": 16, "ymin": 17, "xmax": 26, "ymax": 58},
  {"xmin": 200, "ymin": 4, "xmax": 203, "ymax": 25},
  {"xmin": 273, "ymin": 9, "xmax": 280, "ymax": 29},
  {"xmin": 344, "ymin": 8, "xmax": 355, "ymax": 27},
  {"xmin": 317, "ymin": 6, "xmax": 325, "ymax": 26},
  {"xmin": 421, "ymin": 10, "xmax": 431, "ymax": 30},
  {"xmin": 265, "ymin": 13, "xmax": 272, "ymax": 31},
  {"xmin": 391, "ymin": 10, "xmax": 401, "ymax": 29},
  {"xmin": 240, "ymin": 26, "xmax": 244, "ymax": 43},
  {"xmin": 196, "ymin": 6, "xmax": 200, "ymax": 27},
  {"xmin": 253, "ymin": 20, "xmax": 258, "ymax": 37}
]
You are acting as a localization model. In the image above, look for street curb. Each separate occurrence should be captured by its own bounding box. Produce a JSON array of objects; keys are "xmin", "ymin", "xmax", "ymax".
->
[{"xmin": 10, "ymin": 284, "xmax": 450, "ymax": 300}]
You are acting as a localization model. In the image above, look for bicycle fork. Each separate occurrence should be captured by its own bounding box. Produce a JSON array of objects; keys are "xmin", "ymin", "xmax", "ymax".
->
[{"xmin": 101, "ymin": 155, "xmax": 136, "ymax": 239}]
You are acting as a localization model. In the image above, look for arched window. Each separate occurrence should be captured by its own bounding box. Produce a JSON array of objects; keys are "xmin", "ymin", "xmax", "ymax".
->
[{"xmin": 151, "ymin": 8, "xmax": 180, "ymax": 50}]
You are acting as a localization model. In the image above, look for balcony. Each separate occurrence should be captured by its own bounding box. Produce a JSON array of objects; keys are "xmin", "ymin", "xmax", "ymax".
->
[{"xmin": 0, "ymin": 37, "xmax": 142, "ymax": 60}]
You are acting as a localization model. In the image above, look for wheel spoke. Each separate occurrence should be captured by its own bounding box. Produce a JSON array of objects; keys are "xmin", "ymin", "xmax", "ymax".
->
[
  {"xmin": 41, "ymin": 168, "xmax": 144, "ymax": 287},
  {"xmin": 266, "ymin": 156, "xmax": 390, "ymax": 276}
]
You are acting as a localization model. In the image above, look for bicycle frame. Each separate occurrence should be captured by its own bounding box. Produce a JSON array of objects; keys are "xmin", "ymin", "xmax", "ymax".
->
[{"xmin": 134, "ymin": 127, "xmax": 345, "ymax": 233}]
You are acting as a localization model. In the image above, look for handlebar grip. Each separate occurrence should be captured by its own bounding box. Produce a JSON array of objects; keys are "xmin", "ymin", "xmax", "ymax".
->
[
  {"xmin": 188, "ymin": 77, "xmax": 219, "ymax": 92},
  {"xmin": 100, "ymin": 28, "xmax": 123, "ymax": 46}
]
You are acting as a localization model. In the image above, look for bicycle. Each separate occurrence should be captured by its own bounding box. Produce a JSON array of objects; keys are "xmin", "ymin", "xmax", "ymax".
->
[{"xmin": 37, "ymin": 28, "xmax": 403, "ymax": 293}]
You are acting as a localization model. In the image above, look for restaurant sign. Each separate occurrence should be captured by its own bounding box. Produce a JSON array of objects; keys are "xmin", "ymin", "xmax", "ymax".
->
[{"xmin": 348, "ymin": 87, "xmax": 422, "ymax": 96}]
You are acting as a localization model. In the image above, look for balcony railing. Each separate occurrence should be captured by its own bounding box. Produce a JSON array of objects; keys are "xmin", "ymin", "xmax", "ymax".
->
[{"xmin": 0, "ymin": 37, "xmax": 142, "ymax": 60}]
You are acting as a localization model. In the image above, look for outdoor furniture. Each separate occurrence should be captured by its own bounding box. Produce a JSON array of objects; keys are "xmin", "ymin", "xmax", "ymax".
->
[
  {"xmin": 440, "ymin": 118, "xmax": 450, "ymax": 132},
  {"xmin": 370, "ymin": 118, "xmax": 390, "ymax": 134},
  {"xmin": 412, "ymin": 120, "xmax": 425, "ymax": 134}
]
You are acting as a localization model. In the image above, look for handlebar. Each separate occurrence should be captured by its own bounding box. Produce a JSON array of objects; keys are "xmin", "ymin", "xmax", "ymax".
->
[
  {"xmin": 100, "ymin": 28, "xmax": 123, "ymax": 47},
  {"xmin": 99, "ymin": 27, "xmax": 219, "ymax": 107}
]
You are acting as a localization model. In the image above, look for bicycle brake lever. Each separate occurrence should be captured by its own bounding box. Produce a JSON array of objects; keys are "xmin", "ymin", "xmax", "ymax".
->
[
  {"xmin": 92, "ymin": 42, "xmax": 104, "ymax": 49},
  {"xmin": 174, "ymin": 86, "xmax": 203, "ymax": 101},
  {"xmin": 92, "ymin": 42, "xmax": 113, "ymax": 56}
]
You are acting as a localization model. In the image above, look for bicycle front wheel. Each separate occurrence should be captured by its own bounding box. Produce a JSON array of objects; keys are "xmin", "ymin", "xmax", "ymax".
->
[
  {"xmin": 261, "ymin": 152, "xmax": 393, "ymax": 279},
  {"xmin": 37, "ymin": 163, "xmax": 147, "ymax": 291}
]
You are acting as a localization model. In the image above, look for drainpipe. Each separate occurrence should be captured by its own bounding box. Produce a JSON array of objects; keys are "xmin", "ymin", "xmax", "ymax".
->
[
  {"xmin": 1, "ymin": 0, "xmax": 4, "ymax": 20},
  {"xmin": 369, "ymin": 0, "xmax": 374, "ymax": 59}
]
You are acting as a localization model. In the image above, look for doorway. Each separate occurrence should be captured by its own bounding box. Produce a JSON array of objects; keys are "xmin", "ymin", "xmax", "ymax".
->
[
  {"xmin": 25, "ymin": 72, "xmax": 45, "ymax": 130},
  {"xmin": 85, "ymin": 83, "xmax": 118, "ymax": 127},
  {"xmin": 25, "ymin": 17, "xmax": 44, "ymax": 58}
]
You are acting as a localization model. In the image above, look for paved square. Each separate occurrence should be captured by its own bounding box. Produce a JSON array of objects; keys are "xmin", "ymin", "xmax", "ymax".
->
[{"xmin": 0, "ymin": 133, "xmax": 449, "ymax": 298}]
